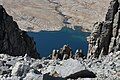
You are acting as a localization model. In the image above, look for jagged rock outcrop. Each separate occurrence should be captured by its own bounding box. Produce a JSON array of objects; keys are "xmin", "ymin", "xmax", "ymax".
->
[
  {"xmin": 51, "ymin": 45, "xmax": 85, "ymax": 60},
  {"xmin": 74, "ymin": 49, "xmax": 85, "ymax": 60},
  {"xmin": 87, "ymin": 0, "xmax": 120, "ymax": 58},
  {"xmin": 51, "ymin": 45, "xmax": 73, "ymax": 60},
  {"xmin": 0, "ymin": 5, "xmax": 39, "ymax": 58}
]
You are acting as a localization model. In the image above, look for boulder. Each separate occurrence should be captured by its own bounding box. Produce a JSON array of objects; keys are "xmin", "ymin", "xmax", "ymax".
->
[
  {"xmin": 65, "ymin": 70, "xmax": 96, "ymax": 79},
  {"xmin": 23, "ymin": 69, "xmax": 42, "ymax": 80},
  {"xmin": 43, "ymin": 73, "xmax": 66, "ymax": 80},
  {"xmin": 75, "ymin": 49, "xmax": 84, "ymax": 59},
  {"xmin": 11, "ymin": 61, "xmax": 30, "ymax": 77},
  {"xmin": 30, "ymin": 62, "xmax": 43, "ymax": 69},
  {"xmin": 0, "ymin": 66, "xmax": 11, "ymax": 75}
]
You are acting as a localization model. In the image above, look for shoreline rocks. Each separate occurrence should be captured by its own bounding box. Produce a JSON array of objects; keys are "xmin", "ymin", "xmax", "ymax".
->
[{"xmin": 51, "ymin": 45, "xmax": 85, "ymax": 60}]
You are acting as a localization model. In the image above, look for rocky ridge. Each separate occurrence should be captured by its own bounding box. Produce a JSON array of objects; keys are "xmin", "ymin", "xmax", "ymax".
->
[
  {"xmin": 0, "ymin": 5, "xmax": 39, "ymax": 59},
  {"xmin": 87, "ymin": 0, "xmax": 120, "ymax": 58}
]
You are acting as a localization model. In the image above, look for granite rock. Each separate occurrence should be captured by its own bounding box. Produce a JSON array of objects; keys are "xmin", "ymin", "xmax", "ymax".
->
[
  {"xmin": 87, "ymin": 0, "xmax": 120, "ymax": 58},
  {"xmin": 0, "ymin": 5, "xmax": 40, "ymax": 59}
]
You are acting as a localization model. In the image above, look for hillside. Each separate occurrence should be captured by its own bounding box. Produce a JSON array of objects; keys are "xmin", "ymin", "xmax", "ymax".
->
[{"xmin": 0, "ymin": 0, "xmax": 111, "ymax": 32}]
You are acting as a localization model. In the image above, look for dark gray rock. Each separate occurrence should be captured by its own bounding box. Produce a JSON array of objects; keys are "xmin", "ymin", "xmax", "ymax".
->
[
  {"xmin": 65, "ymin": 70, "xmax": 96, "ymax": 79},
  {"xmin": 87, "ymin": 0, "xmax": 120, "ymax": 58},
  {"xmin": 43, "ymin": 73, "xmax": 66, "ymax": 80},
  {"xmin": 105, "ymin": 0, "xmax": 119, "ymax": 21},
  {"xmin": 0, "ymin": 5, "xmax": 40, "ymax": 59}
]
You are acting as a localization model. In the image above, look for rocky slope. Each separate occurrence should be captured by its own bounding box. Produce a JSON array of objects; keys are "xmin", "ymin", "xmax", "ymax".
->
[
  {"xmin": 0, "ymin": 51, "xmax": 119, "ymax": 80},
  {"xmin": 0, "ymin": 0, "xmax": 111, "ymax": 32},
  {"xmin": 0, "ymin": 5, "xmax": 39, "ymax": 59},
  {"xmin": 0, "ymin": 0, "xmax": 119, "ymax": 80},
  {"xmin": 87, "ymin": 0, "xmax": 120, "ymax": 58}
]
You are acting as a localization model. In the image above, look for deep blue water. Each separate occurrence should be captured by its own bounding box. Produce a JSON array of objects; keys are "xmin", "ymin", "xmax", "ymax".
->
[{"xmin": 27, "ymin": 27, "xmax": 90, "ymax": 57}]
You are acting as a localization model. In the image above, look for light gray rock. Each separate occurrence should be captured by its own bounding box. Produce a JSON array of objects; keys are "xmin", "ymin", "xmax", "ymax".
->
[
  {"xmin": 11, "ymin": 61, "xmax": 30, "ymax": 77},
  {"xmin": 23, "ymin": 69, "xmax": 42, "ymax": 80},
  {"xmin": 0, "ymin": 66, "xmax": 11, "ymax": 75},
  {"xmin": 30, "ymin": 62, "xmax": 43, "ymax": 69}
]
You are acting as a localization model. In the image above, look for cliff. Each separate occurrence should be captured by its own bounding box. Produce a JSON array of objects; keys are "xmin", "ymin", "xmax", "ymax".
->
[
  {"xmin": 0, "ymin": 5, "xmax": 39, "ymax": 58},
  {"xmin": 87, "ymin": 0, "xmax": 120, "ymax": 58}
]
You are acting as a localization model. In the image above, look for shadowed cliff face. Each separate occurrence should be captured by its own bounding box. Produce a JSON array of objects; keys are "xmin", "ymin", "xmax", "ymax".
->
[
  {"xmin": 0, "ymin": 5, "xmax": 40, "ymax": 58},
  {"xmin": 87, "ymin": 0, "xmax": 120, "ymax": 58}
]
